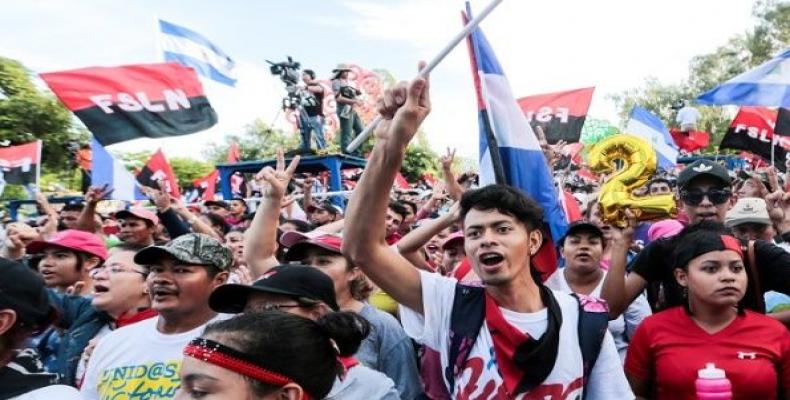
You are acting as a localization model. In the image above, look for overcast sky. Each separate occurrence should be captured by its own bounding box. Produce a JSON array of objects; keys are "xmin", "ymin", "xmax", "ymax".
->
[{"xmin": 0, "ymin": 0, "xmax": 759, "ymax": 160}]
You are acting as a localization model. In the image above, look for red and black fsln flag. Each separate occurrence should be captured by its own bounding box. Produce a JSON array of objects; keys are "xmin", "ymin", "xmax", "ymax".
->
[
  {"xmin": 137, "ymin": 149, "xmax": 181, "ymax": 198},
  {"xmin": 720, "ymin": 107, "xmax": 790, "ymax": 171},
  {"xmin": 40, "ymin": 63, "xmax": 217, "ymax": 146},
  {"xmin": 0, "ymin": 141, "xmax": 41, "ymax": 185},
  {"xmin": 517, "ymin": 87, "xmax": 595, "ymax": 144}
]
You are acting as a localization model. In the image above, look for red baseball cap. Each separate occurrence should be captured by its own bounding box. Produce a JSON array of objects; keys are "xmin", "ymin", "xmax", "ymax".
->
[
  {"xmin": 115, "ymin": 207, "xmax": 160, "ymax": 225},
  {"xmin": 441, "ymin": 231, "xmax": 465, "ymax": 251},
  {"xmin": 27, "ymin": 229, "xmax": 108, "ymax": 261},
  {"xmin": 283, "ymin": 233, "xmax": 343, "ymax": 262}
]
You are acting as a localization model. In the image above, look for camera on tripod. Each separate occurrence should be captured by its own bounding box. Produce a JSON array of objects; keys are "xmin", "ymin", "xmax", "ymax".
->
[{"xmin": 266, "ymin": 56, "xmax": 305, "ymax": 110}]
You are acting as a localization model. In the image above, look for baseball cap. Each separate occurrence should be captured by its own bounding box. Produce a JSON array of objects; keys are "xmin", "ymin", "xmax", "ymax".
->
[
  {"xmin": 441, "ymin": 231, "xmax": 464, "ymax": 251},
  {"xmin": 205, "ymin": 200, "xmax": 230, "ymax": 210},
  {"xmin": 134, "ymin": 233, "xmax": 233, "ymax": 271},
  {"xmin": 27, "ymin": 229, "xmax": 108, "ymax": 261},
  {"xmin": 647, "ymin": 219, "xmax": 684, "ymax": 242},
  {"xmin": 0, "ymin": 258, "xmax": 57, "ymax": 331},
  {"xmin": 307, "ymin": 200, "xmax": 343, "ymax": 216},
  {"xmin": 673, "ymin": 230, "xmax": 743, "ymax": 270},
  {"xmin": 677, "ymin": 160, "xmax": 731, "ymax": 189},
  {"xmin": 559, "ymin": 221, "xmax": 604, "ymax": 246},
  {"xmin": 115, "ymin": 208, "xmax": 160, "ymax": 225},
  {"xmin": 283, "ymin": 234, "xmax": 343, "ymax": 262},
  {"xmin": 725, "ymin": 198, "xmax": 772, "ymax": 227},
  {"xmin": 209, "ymin": 265, "xmax": 339, "ymax": 313}
]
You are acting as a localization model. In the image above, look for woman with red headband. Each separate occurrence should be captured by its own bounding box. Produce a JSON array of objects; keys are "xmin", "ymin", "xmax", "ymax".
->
[
  {"xmin": 176, "ymin": 310, "xmax": 368, "ymax": 400},
  {"xmin": 625, "ymin": 225, "xmax": 790, "ymax": 399}
]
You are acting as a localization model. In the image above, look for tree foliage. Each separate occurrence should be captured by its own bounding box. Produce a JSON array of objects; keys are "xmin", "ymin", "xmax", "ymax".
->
[
  {"xmin": 609, "ymin": 0, "xmax": 789, "ymax": 151},
  {"xmin": 0, "ymin": 57, "xmax": 88, "ymax": 171}
]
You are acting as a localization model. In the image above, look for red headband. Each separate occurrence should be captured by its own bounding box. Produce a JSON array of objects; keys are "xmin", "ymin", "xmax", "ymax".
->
[{"xmin": 184, "ymin": 338, "xmax": 311, "ymax": 400}]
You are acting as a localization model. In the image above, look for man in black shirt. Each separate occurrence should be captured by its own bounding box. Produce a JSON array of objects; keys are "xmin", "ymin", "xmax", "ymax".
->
[
  {"xmin": 297, "ymin": 69, "xmax": 326, "ymax": 153},
  {"xmin": 601, "ymin": 159, "xmax": 790, "ymax": 325}
]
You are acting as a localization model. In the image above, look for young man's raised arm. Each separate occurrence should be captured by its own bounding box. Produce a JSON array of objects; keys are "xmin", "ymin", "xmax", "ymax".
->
[{"xmin": 343, "ymin": 62, "xmax": 430, "ymax": 314}]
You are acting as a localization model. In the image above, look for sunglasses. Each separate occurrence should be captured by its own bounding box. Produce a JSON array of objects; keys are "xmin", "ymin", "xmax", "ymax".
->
[{"xmin": 680, "ymin": 188, "xmax": 732, "ymax": 206}]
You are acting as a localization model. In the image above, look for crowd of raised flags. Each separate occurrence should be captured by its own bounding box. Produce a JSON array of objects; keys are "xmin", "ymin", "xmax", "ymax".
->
[{"xmin": 2, "ymin": 2, "xmax": 790, "ymax": 399}]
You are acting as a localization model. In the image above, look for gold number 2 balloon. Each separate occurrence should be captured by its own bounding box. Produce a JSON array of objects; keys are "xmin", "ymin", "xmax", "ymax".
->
[{"xmin": 588, "ymin": 135, "xmax": 677, "ymax": 227}]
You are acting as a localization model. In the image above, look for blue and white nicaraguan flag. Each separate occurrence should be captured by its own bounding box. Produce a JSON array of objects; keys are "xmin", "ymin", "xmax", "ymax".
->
[
  {"xmin": 464, "ymin": 3, "xmax": 568, "ymax": 243},
  {"xmin": 626, "ymin": 106, "xmax": 679, "ymax": 169},
  {"xmin": 91, "ymin": 138, "xmax": 146, "ymax": 201},
  {"xmin": 158, "ymin": 19, "xmax": 237, "ymax": 87},
  {"xmin": 697, "ymin": 48, "xmax": 790, "ymax": 107}
]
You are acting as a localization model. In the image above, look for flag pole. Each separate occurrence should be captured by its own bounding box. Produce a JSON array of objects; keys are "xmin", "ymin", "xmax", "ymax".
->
[
  {"xmin": 36, "ymin": 140, "xmax": 42, "ymax": 191},
  {"xmin": 345, "ymin": 0, "xmax": 505, "ymax": 153}
]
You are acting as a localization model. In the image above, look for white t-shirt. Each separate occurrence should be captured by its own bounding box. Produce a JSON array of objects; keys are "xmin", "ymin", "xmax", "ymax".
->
[
  {"xmin": 80, "ymin": 316, "xmax": 221, "ymax": 400},
  {"xmin": 10, "ymin": 385, "xmax": 82, "ymax": 400},
  {"xmin": 400, "ymin": 271, "xmax": 633, "ymax": 399},
  {"xmin": 544, "ymin": 269, "xmax": 652, "ymax": 362},
  {"xmin": 676, "ymin": 106, "xmax": 701, "ymax": 128}
]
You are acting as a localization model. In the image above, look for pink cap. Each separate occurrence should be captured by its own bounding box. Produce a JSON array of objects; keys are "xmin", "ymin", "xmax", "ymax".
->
[
  {"xmin": 27, "ymin": 229, "xmax": 108, "ymax": 261},
  {"xmin": 115, "ymin": 208, "xmax": 160, "ymax": 225},
  {"xmin": 282, "ymin": 234, "xmax": 344, "ymax": 262},
  {"xmin": 647, "ymin": 219, "xmax": 684, "ymax": 242},
  {"xmin": 441, "ymin": 231, "xmax": 465, "ymax": 250}
]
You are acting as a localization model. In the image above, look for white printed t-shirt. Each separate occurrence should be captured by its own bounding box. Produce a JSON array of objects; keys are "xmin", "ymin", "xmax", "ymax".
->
[
  {"xmin": 400, "ymin": 270, "xmax": 633, "ymax": 399},
  {"xmin": 80, "ymin": 315, "xmax": 221, "ymax": 400}
]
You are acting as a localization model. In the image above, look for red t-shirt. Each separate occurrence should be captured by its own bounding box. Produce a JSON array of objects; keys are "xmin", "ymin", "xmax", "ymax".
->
[{"xmin": 625, "ymin": 307, "xmax": 790, "ymax": 399}]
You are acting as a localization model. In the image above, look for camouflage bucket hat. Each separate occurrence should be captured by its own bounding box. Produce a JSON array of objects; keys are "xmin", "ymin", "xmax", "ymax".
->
[{"xmin": 134, "ymin": 233, "xmax": 233, "ymax": 271}]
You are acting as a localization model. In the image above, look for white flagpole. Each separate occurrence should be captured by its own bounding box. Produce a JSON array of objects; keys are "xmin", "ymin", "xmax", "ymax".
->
[
  {"xmin": 36, "ymin": 140, "xmax": 42, "ymax": 191},
  {"xmin": 345, "ymin": 0, "xmax": 505, "ymax": 153}
]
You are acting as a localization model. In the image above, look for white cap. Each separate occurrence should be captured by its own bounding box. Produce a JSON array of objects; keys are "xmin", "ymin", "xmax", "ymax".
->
[
  {"xmin": 725, "ymin": 198, "xmax": 771, "ymax": 227},
  {"xmin": 698, "ymin": 363, "xmax": 726, "ymax": 379}
]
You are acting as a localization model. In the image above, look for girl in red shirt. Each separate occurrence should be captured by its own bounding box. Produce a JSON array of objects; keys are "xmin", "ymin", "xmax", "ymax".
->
[{"xmin": 625, "ymin": 227, "xmax": 790, "ymax": 399}]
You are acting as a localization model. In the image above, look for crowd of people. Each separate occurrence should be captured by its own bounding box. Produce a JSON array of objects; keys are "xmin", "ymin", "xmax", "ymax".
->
[{"xmin": 4, "ymin": 66, "xmax": 790, "ymax": 400}]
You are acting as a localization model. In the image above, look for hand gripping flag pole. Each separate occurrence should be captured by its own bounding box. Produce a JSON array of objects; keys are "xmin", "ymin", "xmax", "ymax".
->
[{"xmin": 345, "ymin": 0, "xmax": 505, "ymax": 154}]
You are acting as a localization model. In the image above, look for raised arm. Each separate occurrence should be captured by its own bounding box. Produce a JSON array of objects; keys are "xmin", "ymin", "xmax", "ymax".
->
[
  {"xmin": 440, "ymin": 148, "xmax": 465, "ymax": 201},
  {"xmin": 600, "ymin": 214, "xmax": 648, "ymax": 319},
  {"xmin": 76, "ymin": 185, "xmax": 112, "ymax": 233},
  {"xmin": 397, "ymin": 204, "xmax": 458, "ymax": 271},
  {"xmin": 245, "ymin": 149, "xmax": 300, "ymax": 278},
  {"xmin": 343, "ymin": 62, "xmax": 430, "ymax": 313},
  {"xmin": 301, "ymin": 176, "xmax": 314, "ymax": 213},
  {"xmin": 35, "ymin": 192, "xmax": 59, "ymax": 239}
]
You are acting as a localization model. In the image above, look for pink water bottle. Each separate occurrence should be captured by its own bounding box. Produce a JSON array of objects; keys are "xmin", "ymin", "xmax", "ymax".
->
[{"xmin": 695, "ymin": 363, "xmax": 732, "ymax": 400}]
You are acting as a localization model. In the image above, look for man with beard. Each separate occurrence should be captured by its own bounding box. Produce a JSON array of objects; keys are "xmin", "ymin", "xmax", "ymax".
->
[{"xmin": 80, "ymin": 233, "xmax": 231, "ymax": 400}]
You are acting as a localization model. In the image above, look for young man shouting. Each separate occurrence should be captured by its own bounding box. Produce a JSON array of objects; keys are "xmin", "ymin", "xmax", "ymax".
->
[{"xmin": 343, "ymin": 63, "xmax": 631, "ymax": 399}]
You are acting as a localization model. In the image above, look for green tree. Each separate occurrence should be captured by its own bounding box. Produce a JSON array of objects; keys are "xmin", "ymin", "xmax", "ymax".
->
[
  {"xmin": 0, "ymin": 57, "xmax": 87, "ymax": 171},
  {"xmin": 609, "ymin": 1, "xmax": 789, "ymax": 151},
  {"xmin": 402, "ymin": 132, "xmax": 440, "ymax": 181},
  {"xmin": 202, "ymin": 119, "xmax": 300, "ymax": 163},
  {"xmin": 169, "ymin": 157, "xmax": 214, "ymax": 188}
]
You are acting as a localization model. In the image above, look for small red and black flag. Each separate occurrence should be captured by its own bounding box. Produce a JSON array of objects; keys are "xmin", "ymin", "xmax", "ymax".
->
[
  {"xmin": 40, "ymin": 63, "xmax": 217, "ymax": 146},
  {"xmin": 517, "ymin": 87, "xmax": 595, "ymax": 144},
  {"xmin": 720, "ymin": 107, "xmax": 789, "ymax": 171},
  {"xmin": 191, "ymin": 170, "xmax": 218, "ymax": 202},
  {"xmin": 137, "ymin": 149, "xmax": 181, "ymax": 197},
  {"xmin": 0, "ymin": 141, "xmax": 41, "ymax": 185}
]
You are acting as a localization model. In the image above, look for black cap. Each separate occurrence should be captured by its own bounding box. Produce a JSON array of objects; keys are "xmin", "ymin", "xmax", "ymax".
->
[
  {"xmin": 677, "ymin": 160, "xmax": 731, "ymax": 189},
  {"xmin": 204, "ymin": 200, "xmax": 230, "ymax": 210},
  {"xmin": 0, "ymin": 258, "xmax": 57, "ymax": 331},
  {"xmin": 559, "ymin": 221, "xmax": 604, "ymax": 246},
  {"xmin": 209, "ymin": 265, "xmax": 339, "ymax": 313}
]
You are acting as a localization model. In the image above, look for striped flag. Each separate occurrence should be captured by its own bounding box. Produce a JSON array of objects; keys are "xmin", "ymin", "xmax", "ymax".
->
[
  {"xmin": 464, "ymin": 3, "xmax": 567, "ymax": 280},
  {"xmin": 158, "ymin": 19, "xmax": 237, "ymax": 87},
  {"xmin": 91, "ymin": 138, "xmax": 146, "ymax": 201},
  {"xmin": 697, "ymin": 48, "xmax": 790, "ymax": 107},
  {"xmin": 626, "ymin": 106, "xmax": 678, "ymax": 169}
]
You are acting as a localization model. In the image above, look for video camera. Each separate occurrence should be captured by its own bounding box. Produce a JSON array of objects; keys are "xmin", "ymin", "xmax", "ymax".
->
[{"xmin": 266, "ymin": 56, "xmax": 307, "ymax": 111}]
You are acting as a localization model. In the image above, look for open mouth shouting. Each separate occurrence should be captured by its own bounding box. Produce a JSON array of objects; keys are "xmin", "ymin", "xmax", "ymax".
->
[{"xmin": 478, "ymin": 251, "xmax": 505, "ymax": 273}]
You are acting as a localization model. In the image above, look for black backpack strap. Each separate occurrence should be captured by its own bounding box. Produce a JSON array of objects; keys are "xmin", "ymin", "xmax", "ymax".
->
[
  {"xmin": 445, "ymin": 284, "xmax": 486, "ymax": 395},
  {"xmin": 572, "ymin": 293, "xmax": 609, "ymax": 400}
]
